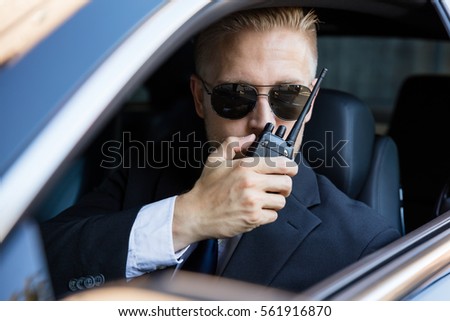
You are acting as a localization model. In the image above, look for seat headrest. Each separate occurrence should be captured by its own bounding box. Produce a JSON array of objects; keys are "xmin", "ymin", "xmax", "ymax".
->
[
  {"xmin": 388, "ymin": 75, "xmax": 450, "ymax": 219},
  {"xmin": 389, "ymin": 75, "xmax": 450, "ymax": 143},
  {"xmin": 302, "ymin": 89, "xmax": 375, "ymax": 198}
]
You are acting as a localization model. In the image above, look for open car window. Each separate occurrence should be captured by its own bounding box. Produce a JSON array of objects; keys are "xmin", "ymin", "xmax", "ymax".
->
[{"xmin": 1, "ymin": 0, "xmax": 450, "ymax": 304}]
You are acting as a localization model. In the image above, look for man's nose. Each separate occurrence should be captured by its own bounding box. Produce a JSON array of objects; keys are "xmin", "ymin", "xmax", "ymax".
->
[{"xmin": 248, "ymin": 94, "xmax": 276, "ymax": 134}]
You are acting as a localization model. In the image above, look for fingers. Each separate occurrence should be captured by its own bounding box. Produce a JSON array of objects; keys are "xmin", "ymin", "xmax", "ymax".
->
[
  {"xmin": 239, "ymin": 156, "xmax": 298, "ymax": 177},
  {"xmin": 262, "ymin": 193, "xmax": 287, "ymax": 211},
  {"xmin": 262, "ymin": 174, "xmax": 293, "ymax": 198},
  {"xmin": 243, "ymin": 209, "xmax": 278, "ymax": 231},
  {"xmin": 206, "ymin": 135, "xmax": 298, "ymax": 179},
  {"xmin": 260, "ymin": 209, "xmax": 279, "ymax": 224},
  {"xmin": 208, "ymin": 134, "xmax": 256, "ymax": 163},
  {"xmin": 190, "ymin": 136, "xmax": 298, "ymax": 241}
]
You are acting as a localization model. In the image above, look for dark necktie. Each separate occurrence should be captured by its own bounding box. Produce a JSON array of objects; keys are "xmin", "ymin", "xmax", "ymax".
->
[{"xmin": 181, "ymin": 239, "xmax": 218, "ymax": 275}]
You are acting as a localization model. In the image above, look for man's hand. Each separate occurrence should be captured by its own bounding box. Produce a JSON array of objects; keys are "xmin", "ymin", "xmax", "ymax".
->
[{"xmin": 172, "ymin": 135, "xmax": 298, "ymax": 251}]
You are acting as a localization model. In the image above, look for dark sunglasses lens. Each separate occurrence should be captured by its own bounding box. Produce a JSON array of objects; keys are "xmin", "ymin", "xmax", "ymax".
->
[
  {"xmin": 211, "ymin": 84, "xmax": 256, "ymax": 119},
  {"xmin": 270, "ymin": 85, "xmax": 311, "ymax": 120}
]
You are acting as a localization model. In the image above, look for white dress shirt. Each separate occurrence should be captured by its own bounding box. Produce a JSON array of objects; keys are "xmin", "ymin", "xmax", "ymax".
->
[{"xmin": 126, "ymin": 196, "xmax": 240, "ymax": 278}]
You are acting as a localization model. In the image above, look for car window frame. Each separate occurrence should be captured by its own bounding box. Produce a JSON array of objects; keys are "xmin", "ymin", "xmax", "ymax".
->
[{"xmin": 0, "ymin": 0, "xmax": 212, "ymax": 242}]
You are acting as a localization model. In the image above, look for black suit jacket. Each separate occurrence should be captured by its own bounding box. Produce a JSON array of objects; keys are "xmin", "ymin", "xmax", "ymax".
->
[{"xmin": 40, "ymin": 154, "xmax": 400, "ymax": 298}]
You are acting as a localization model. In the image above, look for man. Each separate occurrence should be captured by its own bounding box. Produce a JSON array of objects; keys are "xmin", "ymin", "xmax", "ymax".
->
[{"xmin": 40, "ymin": 7, "xmax": 400, "ymax": 298}]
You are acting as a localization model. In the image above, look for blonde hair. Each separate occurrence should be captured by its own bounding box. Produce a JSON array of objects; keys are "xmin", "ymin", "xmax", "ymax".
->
[{"xmin": 195, "ymin": 7, "xmax": 319, "ymax": 80}]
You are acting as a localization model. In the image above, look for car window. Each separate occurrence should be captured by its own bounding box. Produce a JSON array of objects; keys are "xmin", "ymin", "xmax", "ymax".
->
[
  {"xmin": 318, "ymin": 36, "xmax": 450, "ymax": 134},
  {"xmin": 12, "ymin": 1, "xmax": 449, "ymax": 302}
]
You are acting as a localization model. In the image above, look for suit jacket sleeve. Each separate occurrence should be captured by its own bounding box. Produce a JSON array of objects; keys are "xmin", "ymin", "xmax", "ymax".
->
[
  {"xmin": 359, "ymin": 227, "xmax": 400, "ymax": 258},
  {"xmin": 40, "ymin": 167, "xmax": 141, "ymax": 298}
]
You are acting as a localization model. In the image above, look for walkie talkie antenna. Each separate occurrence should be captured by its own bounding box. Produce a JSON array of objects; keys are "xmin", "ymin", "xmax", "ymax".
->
[{"xmin": 285, "ymin": 67, "xmax": 328, "ymax": 147}]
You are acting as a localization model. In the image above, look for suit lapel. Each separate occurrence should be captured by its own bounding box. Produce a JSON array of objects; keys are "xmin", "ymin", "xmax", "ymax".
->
[{"xmin": 221, "ymin": 155, "xmax": 322, "ymax": 286}]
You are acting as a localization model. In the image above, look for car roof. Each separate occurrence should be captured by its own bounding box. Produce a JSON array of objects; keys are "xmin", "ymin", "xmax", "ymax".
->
[{"xmin": 0, "ymin": 0, "xmax": 166, "ymax": 176}]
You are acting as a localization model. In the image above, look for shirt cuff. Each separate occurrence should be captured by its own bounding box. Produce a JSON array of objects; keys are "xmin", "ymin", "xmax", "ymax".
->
[{"xmin": 126, "ymin": 196, "xmax": 188, "ymax": 278}]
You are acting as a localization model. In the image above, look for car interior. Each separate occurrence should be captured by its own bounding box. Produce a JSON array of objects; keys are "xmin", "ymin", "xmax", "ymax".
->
[
  {"xmin": 33, "ymin": 5, "xmax": 450, "ymax": 230},
  {"xmin": 303, "ymin": 89, "xmax": 404, "ymax": 235},
  {"xmin": 14, "ymin": 3, "xmax": 449, "ymax": 299},
  {"xmin": 388, "ymin": 75, "xmax": 450, "ymax": 230}
]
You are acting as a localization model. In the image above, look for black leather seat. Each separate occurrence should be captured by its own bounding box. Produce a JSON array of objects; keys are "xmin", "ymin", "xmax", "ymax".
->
[
  {"xmin": 303, "ymin": 89, "xmax": 404, "ymax": 235},
  {"xmin": 388, "ymin": 75, "xmax": 450, "ymax": 232}
]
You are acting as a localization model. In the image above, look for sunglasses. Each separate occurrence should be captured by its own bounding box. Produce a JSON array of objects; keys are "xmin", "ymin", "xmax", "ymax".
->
[{"xmin": 200, "ymin": 78, "xmax": 312, "ymax": 121}]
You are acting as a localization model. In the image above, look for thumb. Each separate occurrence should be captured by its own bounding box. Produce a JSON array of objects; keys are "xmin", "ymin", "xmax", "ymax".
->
[{"xmin": 209, "ymin": 134, "xmax": 256, "ymax": 162}]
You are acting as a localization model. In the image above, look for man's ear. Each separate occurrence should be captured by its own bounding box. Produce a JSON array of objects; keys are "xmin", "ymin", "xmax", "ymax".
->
[{"xmin": 190, "ymin": 74, "xmax": 205, "ymax": 119}]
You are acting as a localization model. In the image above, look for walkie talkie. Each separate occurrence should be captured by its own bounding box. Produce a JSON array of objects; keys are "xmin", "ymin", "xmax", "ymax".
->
[{"xmin": 246, "ymin": 67, "xmax": 328, "ymax": 159}]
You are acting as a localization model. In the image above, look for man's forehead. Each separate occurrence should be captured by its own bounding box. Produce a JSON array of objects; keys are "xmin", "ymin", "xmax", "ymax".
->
[{"xmin": 207, "ymin": 28, "xmax": 314, "ymax": 79}]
